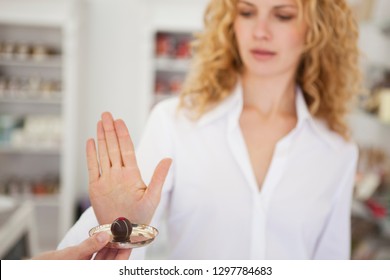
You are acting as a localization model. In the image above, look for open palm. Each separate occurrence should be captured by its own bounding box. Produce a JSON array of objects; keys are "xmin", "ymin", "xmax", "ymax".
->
[{"xmin": 86, "ymin": 112, "xmax": 172, "ymax": 225}]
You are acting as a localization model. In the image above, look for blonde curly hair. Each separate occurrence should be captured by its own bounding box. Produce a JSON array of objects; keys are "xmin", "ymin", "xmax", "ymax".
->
[{"xmin": 179, "ymin": 0, "xmax": 361, "ymax": 139}]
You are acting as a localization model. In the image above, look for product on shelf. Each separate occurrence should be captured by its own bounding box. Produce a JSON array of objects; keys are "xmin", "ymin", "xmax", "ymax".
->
[
  {"xmin": 168, "ymin": 76, "xmax": 183, "ymax": 94},
  {"xmin": 378, "ymin": 90, "xmax": 390, "ymax": 123},
  {"xmin": 361, "ymin": 70, "xmax": 390, "ymax": 117},
  {"xmin": 0, "ymin": 115, "xmax": 20, "ymax": 144},
  {"xmin": 155, "ymin": 33, "xmax": 175, "ymax": 58},
  {"xmin": 31, "ymin": 45, "xmax": 49, "ymax": 61},
  {"xmin": 352, "ymin": 145, "xmax": 390, "ymax": 259},
  {"xmin": 0, "ymin": 75, "xmax": 61, "ymax": 100},
  {"xmin": 0, "ymin": 41, "xmax": 61, "ymax": 61},
  {"xmin": 0, "ymin": 42, "xmax": 15, "ymax": 59},
  {"xmin": 14, "ymin": 43, "xmax": 30, "ymax": 61},
  {"xmin": 0, "ymin": 78, "xmax": 6, "ymax": 96},
  {"xmin": 0, "ymin": 174, "xmax": 60, "ymax": 198},
  {"xmin": 175, "ymin": 38, "xmax": 191, "ymax": 59},
  {"xmin": 154, "ymin": 76, "xmax": 183, "ymax": 96},
  {"xmin": 0, "ymin": 114, "xmax": 62, "ymax": 150},
  {"xmin": 355, "ymin": 146, "xmax": 389, "ymax": 201},
  {"xmin": 155, "ymin": 79, "xmax": 167, "ymax": 95},
  {"xmin": 155, "ymin": 33, "xmax": 192, "ymax": 59}
]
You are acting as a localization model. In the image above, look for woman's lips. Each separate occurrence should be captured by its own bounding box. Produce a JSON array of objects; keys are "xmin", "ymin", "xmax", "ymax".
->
[{"xmin": 250, "ymin": 49, "xmax": 276, "ymax": 61}]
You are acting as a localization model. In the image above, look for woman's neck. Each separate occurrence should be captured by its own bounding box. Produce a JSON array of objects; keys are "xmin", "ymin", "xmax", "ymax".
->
[{"xmin": 241, "ymin": 72, "xmax": 297, "ymax": 119}]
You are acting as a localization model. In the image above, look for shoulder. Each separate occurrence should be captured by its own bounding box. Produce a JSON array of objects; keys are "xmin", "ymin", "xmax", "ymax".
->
[
  {"xmin": 149, "ymin": 96, "xmax": 206, "ymax": 128},
  {"xmin": 150, "ymin": 97, "xmax": 180, "ymax": 119},
  {"xmin": 310, "ymin": 118, "xmax": 358, "ymax": 162},
  {"xmin": 142, "ymin": 97, "xmax": 182, "ymax": 133}
]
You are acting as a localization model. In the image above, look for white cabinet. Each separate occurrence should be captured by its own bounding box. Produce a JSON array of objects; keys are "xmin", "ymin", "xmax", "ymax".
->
[
  {"xmin": 0, "ymin": 0, "xmax": 79, "ymax": 254},
  {"xmin": 144, "ymin": 0, "xmax": 208, "ymax": 110}
]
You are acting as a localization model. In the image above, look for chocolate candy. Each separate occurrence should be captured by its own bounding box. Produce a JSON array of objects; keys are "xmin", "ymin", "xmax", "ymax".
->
[{"xmin": 111, "ymin": 217, "xmax": 132, "ymax": 242}]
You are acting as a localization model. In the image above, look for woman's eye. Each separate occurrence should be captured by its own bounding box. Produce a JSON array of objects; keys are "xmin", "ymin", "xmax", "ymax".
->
[
  {"xmin": 239, "ymin": 10, "xmax": 254, "ymax": 18},
  {"xmin": 276, "ymin": 14, "xmax": 294, "ymax": 21}
]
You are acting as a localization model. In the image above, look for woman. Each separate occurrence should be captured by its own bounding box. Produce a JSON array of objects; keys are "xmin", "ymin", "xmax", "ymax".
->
[{"xmin": 59, "ymin": 0, "xmax": 361, "ymax": 259}]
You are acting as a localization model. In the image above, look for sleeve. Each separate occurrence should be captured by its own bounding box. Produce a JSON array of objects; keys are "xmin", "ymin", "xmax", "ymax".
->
[
  {"xmin": 313, "ymin": 144, "xmax": 359, "ymax": 259},
  {"xmin": 57, "ymin": 207, "xmax": 98, "ymax": 249},
  {"xmin": 135, "ymin": 102, "xmax": 175, "ymax": 203},
  {"xmin": 131, "ymin": 102, "xmax": 175, "ymax": 259}
]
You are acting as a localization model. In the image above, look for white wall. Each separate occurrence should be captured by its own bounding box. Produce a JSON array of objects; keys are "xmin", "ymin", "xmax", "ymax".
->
[{"xmin": 75, "ymin": 0, "xmax": 148, "ymax": 200}]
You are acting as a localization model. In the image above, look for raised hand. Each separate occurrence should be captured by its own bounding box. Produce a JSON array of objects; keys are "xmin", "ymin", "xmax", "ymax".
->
[{"xmin": 86, "ymin": 112, "xmax": 172, "ymax": 225}]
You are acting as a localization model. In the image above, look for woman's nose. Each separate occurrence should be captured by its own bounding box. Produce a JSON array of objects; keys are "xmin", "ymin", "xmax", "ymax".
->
[{"xmin": 253, "ymin": 18, "xmax": 272, "ymax": 40}]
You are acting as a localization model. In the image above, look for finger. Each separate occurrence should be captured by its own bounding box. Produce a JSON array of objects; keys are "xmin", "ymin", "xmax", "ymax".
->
[
  {"xmin": 95, "ymin": 248, "xmax": 119, "ymax": 260},
  {"xmin": 146, "ymin": 158, "xmax": 172, "ymax": 203},
  {"xmin": 93, "ymin": 247, "xmax": 110, "ymax": 260},
  {"xmin": 114, "ymin": 249, "xmax": 132, "ymax": 260},
  {"xmin": 114, "ymin": 119, "xmax": 137, "ymax": 168},
  {"xmin": 31, "ymin": 250, "xmax": 62, "ymax": 260},
  {"xmin": 76, "ymin": 232, "xmax": 111, "ymax": 259},
  {"xmin": 97, "ymin": 121, "xmax": 110, "ymax": 173},
  {"xmin": 86, "ymin": 139, "xmax": 100, "ymax": 184},
  {"xmin": 102, "ymin": 112, "xmax": 122, "ymax": 168}
]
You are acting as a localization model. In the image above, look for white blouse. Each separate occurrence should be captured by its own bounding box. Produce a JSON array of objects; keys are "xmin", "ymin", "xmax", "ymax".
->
[{"xmin": 58, "ymin": 85, "xmax": 358, "ymax": 259}]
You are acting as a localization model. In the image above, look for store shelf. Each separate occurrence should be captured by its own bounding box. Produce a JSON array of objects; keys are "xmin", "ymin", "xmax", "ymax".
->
[
  {"xmin": 0, "ymin": 145, "xmax": 60, "ymax": 155},
  {"xmin": 155, "ymin": 57, "xmax": 190, "ymax": 72},
  {"xmin": 0, "ymin": 56, "xmax": 62, "ymax": 68},
  {"xmin": 0, "ymin": 96, "xmax": 62, "ymax": 105},
  {"xmin": 14, "ymin": 194, "xmax": 60, "ymax": 207}
]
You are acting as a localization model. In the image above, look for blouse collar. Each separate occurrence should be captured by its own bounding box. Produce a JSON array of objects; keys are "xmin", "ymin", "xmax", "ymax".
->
[{"xmin": 197, "ymin": 82, "xmax": 340, "ymax": 150}]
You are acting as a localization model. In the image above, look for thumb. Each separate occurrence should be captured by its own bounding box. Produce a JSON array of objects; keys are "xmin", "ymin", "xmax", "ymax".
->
[
  {"xmin": 76, "ymin": 232, "xmax": 111, "ymax": 259},
  {"xmin": 147, "ymin": 158, "xmax": 172, "ymax": 203}
]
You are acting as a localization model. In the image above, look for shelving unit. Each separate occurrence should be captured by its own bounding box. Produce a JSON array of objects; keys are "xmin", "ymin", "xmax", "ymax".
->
[
  {"xmin": 152, "ymin": 31, "xmax": 193, "ymax": 107},
  {"xmin": 348, "ymin": 1, "xmax": 390, "ymax": 259},
  {"xmin": 0, "ymin": 56, "xmax": 62, "ymax": 68},
  {"xmin": 0, "ymin": 0, "xmax": 79, "ymax": 255}
]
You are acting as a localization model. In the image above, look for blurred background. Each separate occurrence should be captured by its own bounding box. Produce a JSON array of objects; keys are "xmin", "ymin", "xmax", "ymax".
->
[{"xmin": 0, "ymin": 0, "xmax": 389, "ymax": 260}]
